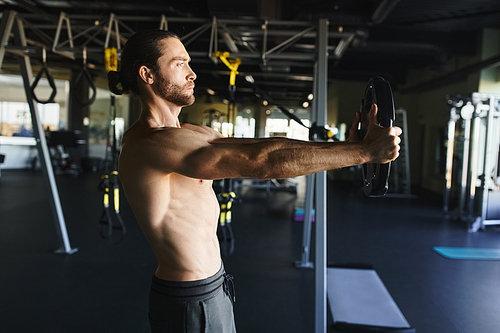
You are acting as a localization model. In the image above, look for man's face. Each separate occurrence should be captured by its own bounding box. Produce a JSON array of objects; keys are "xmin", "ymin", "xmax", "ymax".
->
[{"xmin": 152, "ymin": 38, "xmax": 196, "ymax": 107}]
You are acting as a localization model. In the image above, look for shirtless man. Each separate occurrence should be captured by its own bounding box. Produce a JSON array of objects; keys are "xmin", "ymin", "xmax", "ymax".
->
[{"xmin": 108, "ymin": 29, "xmax": 401, "ymax": 333}]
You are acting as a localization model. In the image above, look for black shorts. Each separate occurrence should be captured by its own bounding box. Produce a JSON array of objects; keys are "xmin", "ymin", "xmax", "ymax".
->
[{"xmin": 148, "ymin": 264, "xmax": 236, "ymax": 333}]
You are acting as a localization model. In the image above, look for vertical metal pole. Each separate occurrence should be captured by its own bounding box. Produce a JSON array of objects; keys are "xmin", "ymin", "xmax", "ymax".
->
[
  {"xmin": 262, "ymin": 19, "xmax": 268, "ymax": 66},
  {"xmin": 400, "ymin": 109, "xmax": 412, "ymax": 195},
  {"xmin": 443, "ymin": 109, "xmax": 457, "ymax": 213},
  {"xmin": 468, "ymin": 110, "xmax": 481, "ymax": 221},
  {"xmin": 315, "ymin": 18, "xmax": 329, "ymax": 333},
  {"xmin": 480, "ymin": 96, "xmax": 495, "ymax": 223},
  {"xmin": 459, "ymin": 117, "xmax": 471, "ymax": 214},
  {"xmin": 296, "ymin": 61, "xmax": 320, "ymax": 269},
  {"xmin": 11, "ymin": 12, "xmax": 77, "ymax": 254},
  {"xmin": 315, "ymin": 170, "xmax": 327, "ymax": 333},
  {"xmin": 0, "ymin": 10, "xmax": 16, "ymax": 69},
  {"xmin": 208, "ymin": 16, "xmax": 217, "ymax": 62},
  {"xmin": 296, "ymin": 173, "xmax": 315, "ymax": 268}
]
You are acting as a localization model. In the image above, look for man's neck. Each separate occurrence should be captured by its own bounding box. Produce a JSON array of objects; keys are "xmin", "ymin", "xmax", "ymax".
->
[{"xmin": 139, "ymin": 95, "xmax": 182, "ymax": 128}]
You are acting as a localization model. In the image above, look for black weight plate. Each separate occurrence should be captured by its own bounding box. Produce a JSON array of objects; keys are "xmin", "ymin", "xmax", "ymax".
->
[{"xmin": 359, "ymin": 76, "xmax": 395, "ymax": 197}]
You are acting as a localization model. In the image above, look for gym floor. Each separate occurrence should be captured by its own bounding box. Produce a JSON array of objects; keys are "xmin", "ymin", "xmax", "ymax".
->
[{"xmin": 1, "ymin": 169, "xmax": 500, "ymax": 333}]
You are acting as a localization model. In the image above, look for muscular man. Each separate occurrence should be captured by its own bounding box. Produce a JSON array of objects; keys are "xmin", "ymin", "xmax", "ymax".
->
[{"xmin": 108, "ymin": 29, "xmax": 401, "ymax": 333}]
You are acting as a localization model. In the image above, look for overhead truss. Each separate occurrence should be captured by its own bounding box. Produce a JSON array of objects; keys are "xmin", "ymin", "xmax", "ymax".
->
[{"xmin": 0, "ymin": 10, "xmax": 362, "ymax": 102}]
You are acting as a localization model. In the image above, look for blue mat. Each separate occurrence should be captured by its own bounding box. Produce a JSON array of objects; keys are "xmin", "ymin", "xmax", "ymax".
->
[{"xmin": 433, "ymin": 247, "xmax": 500, "ymax": 260}]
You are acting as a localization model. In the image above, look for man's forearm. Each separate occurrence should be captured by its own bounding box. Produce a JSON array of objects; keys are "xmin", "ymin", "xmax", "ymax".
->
[
  {"xmin": 196, "ymin": 137, "xmax": 368, "ymax": 180},
  {"xmin": 245, "ymin": 138, "xmax": 368, "ymax": 179}
]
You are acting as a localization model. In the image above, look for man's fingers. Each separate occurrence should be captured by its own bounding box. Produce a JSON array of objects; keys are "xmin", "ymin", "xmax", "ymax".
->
[
  {"xmin": 391, "ymin": 126, "xmax": 402, "ymax": 136},
  {"xmin": 369, "ymin": 103, "xmax": 378, "ymax": 124},
  {"xmin": 352, "ymin": 111, "xmax": 361, "ymax": 129},
  {"xmin": 347, "ymin": 111, "xmax": 361, "ymax": 142}
]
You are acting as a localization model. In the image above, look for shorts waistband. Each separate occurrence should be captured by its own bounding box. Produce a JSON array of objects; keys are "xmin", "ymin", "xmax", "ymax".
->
[{"xmin": 151, "ymin": 264, "xmax": 225, "ymax": 300}]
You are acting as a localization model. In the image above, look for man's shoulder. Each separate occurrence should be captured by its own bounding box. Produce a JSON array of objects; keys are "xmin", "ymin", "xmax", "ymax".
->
[
  {"xmin": 119, "ymin": 124, "xmax": 185, "ymax": 171},
  {"xmin": 122, "ymin": 123, "xmax": 180, "ymax": 146}
]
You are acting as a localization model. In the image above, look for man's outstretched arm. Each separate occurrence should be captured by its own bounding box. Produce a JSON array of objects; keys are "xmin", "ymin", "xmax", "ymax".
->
[{"xmin": 138, "ymin": 104, "xmax": 401, "ymax": 180}]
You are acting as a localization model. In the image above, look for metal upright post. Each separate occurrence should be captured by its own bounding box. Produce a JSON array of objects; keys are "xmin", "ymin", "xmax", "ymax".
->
[
  {"xmin": 479, "ymin": 96, "xmax": 495, "ymax": 226},
  {"xmin": 296, "ymin": 62, "xmax": 319, "ymax": 269},
  {"xmin": 443, "ymin": 106, "xmax": 459, "ymax": 213},
  {"xmin": 460, "ymin": 102, "xmax": 474, "ymax": 216},
  {"xmin": 468, "ymin": 105, "xmax": 481, "ymax": 224},
  {"xmin": 296, "ymin": 172, "xmax": 315, "ymax": 268},
  {"xmin": 7, "ymin": 11, "xmax": 77, "ymax": 254},
  {"xmin": 0, "ymin": 10, "xmax": 16, "ymax": 68},
  {"xmin": 314, "ymin": 18, "xmax": 329, "ymax": 333},
  {"xmin": 400, "ymin": 109, "xmax": 412, "ymax": 195}
]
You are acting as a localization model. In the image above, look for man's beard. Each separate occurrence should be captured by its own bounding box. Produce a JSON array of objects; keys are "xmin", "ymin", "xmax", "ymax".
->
[{"xmin": 153, "ymin": 72, "xmax": 195, "ymax": 107}]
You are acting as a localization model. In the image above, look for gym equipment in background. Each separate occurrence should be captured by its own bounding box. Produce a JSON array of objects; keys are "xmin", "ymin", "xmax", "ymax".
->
[
  {"xmin": 0, "ymin": 10, "xmax": 77, "ymax": 254},
  {"xmin": 98, "ymin": 95, "xmax": 126, "ymax": 243},
  {"xmin": 443, "ymin": 93, "xmax": 500, "ymax": 231},
  {"xmin": 0, "ymin": 154, "xmax": 5, "ymax": 177},
  {"xmin": 218, "ymin": 179, "xmax": 236, "ymax": 257},
  {"xmin": 212, "ymin": 51, "xmax": 241, "ymax": 256},
  {"xmin": 359, "ymin": 76, "xmax": 396, "ymax": 197},
  {"xmin": 72, "ymin": 47, "xmax": 97, "ymax": 107},
  {"xmin": 30, "ymin": 46, "xmax": 57, "ymax": 104},
  {"xmin": 387, "ymin": 108, "xmax": 413, "ymax": 198}
]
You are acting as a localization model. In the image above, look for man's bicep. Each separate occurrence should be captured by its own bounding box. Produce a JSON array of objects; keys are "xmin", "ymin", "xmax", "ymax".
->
[
  {"xmin": 144, "ymin": 128, "xmax": 273, "ymax": 179},
  {"xmin": 143, "ymin": 128, "xmax": 214, "ymax": 177}
]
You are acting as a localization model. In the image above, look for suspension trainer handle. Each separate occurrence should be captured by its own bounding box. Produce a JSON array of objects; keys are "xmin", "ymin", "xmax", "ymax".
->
[
  {"xmin": 30, "ymin": 46, "xmax": 57, "ymax": 104},
  {"xmin": 73, "ymin": 47, "xmax": 97, "ymax": 107}
]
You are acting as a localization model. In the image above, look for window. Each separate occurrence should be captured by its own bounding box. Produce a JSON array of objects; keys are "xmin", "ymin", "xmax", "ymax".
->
[{"xmin": 0, "ymin": 101, "xmax": 61, "ymax": 137}]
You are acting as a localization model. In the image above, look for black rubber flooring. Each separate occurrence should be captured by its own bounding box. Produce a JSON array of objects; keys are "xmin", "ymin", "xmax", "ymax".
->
[{"xmin": 1, "ymin": 169, "xmax": 500, "ymax": 333}]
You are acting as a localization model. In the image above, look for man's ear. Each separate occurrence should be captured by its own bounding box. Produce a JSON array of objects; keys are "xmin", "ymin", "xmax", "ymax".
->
[{"xmin": 138, "ymin": 65, "xmax": 154, "ymax": 85}]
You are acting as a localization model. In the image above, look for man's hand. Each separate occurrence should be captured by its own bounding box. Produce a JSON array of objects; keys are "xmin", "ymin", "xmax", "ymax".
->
[{"xmin": 349, "ymin": 104, "xmax": 402, "ymax": 164}]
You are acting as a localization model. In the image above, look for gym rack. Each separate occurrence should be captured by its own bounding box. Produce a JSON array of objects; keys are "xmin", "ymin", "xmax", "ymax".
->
[{"xmin": 444, "ymin": 93, "xmax": 500, "ymax": 231}]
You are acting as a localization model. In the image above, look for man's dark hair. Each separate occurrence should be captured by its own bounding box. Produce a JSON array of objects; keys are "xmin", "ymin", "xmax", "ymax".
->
[{"xmin": 108, "ymin": 29, "xmax": 179, "ymax": 95}]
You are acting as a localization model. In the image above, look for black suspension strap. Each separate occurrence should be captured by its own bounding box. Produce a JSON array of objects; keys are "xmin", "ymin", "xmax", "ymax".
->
[
  {"xmin": 73, "ymin": 47, "xmax": 97, "ymax": 107},
  {"xmin": 218, "ymin": 179, "xmax": 236, "ymax": 257},
  {"xmin": 30, "ymin": 46, "xmax": 57, "ymax": 104},
  {"xmin": 98, "ymin": 95, "xmax": 126, "ymax": 243},
  {"xmin": 250, "ymin": 82, "xmax": 335, "ymax": 142},
  {"xmin": 212, "ymin": 51, "xmax": 243, "ymax": 257}
]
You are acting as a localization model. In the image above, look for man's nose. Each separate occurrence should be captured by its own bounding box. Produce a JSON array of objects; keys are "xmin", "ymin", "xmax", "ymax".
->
[{"xmin": 187, "ymin": 67, "xmax": 196, "ymax": 81}]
